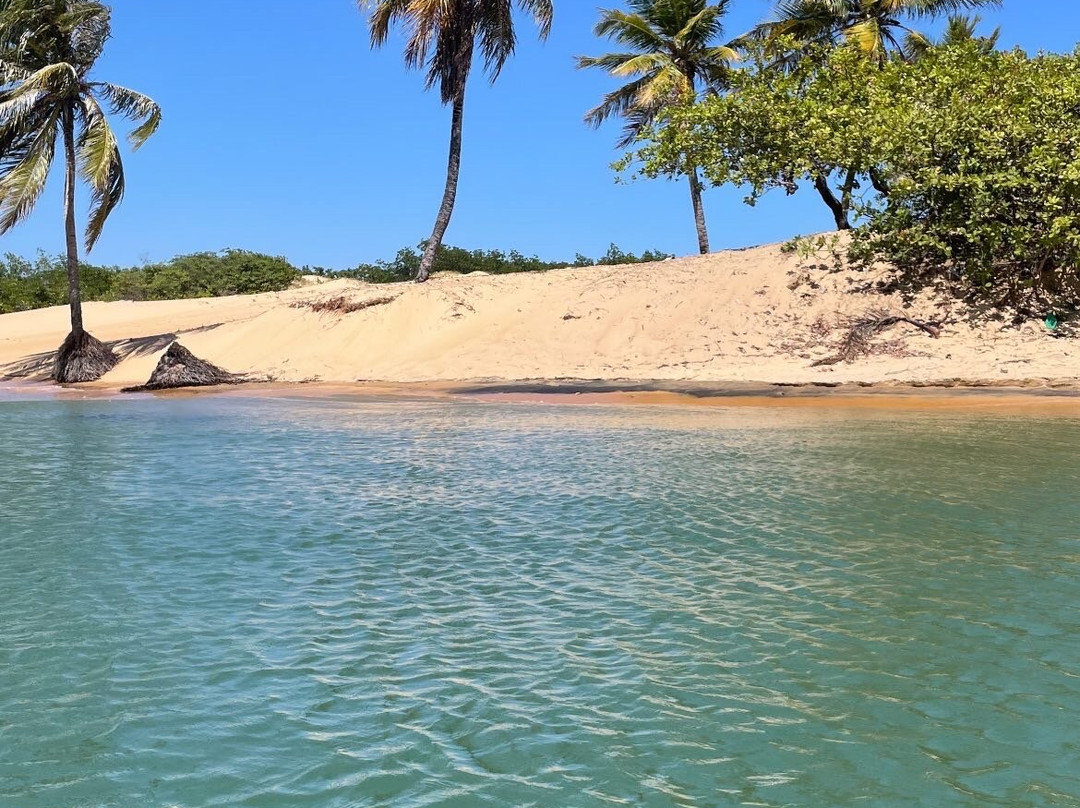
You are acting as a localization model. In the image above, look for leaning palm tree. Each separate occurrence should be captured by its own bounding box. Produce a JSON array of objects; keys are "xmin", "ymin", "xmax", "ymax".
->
[
  {"xmin": 749, "ymin": 0, "xmax": 1001, "ymax": 66},
  {"xmin": 0, "ymin": 0, "xmax": 160, "ymax": 382},
  {"xmin": 578, "ymin": 0, "xmax": 736, "ymax": 254},
  {"xmin": 363, "ymin": 0, "xmax": 553, "ymax": 283}
]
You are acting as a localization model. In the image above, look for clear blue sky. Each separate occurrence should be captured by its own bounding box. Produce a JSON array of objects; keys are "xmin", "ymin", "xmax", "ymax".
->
[{"xmin": 1, "ymin": 1, "xmax": 1076, "ymax": 268}]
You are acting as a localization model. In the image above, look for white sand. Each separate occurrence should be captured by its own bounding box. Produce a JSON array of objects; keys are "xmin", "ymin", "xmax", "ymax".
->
[{"xmin": 1, "ymin": 241, "xmax": 1077, "ymax": 389}]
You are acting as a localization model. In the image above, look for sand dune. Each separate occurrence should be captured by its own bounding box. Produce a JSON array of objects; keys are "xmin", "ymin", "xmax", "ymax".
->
[{"xmin": 1, "ymin": 242, "xmax": 1077, "ymax": 389}]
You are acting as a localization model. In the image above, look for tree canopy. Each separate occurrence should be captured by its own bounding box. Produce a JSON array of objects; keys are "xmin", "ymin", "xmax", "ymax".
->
[
  {"xmin": 746, "ymin": 0, "xmax": 1002, "ymax": 65},
  {"xmin": 636, "ymin": 39, "xmax": 1080, "ymax": 305},
  {"xmin": 0, "ymin": 0, "xmax": 160, "ymax": 249}
]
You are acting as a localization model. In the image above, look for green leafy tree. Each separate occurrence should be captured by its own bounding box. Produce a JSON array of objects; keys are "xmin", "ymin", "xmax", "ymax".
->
[
  {"xmin": 748, "ymin": 0, "xmax": 1001, "ymax": 66},
  {"xmin": 635, "ymin": 41, "xmax": 883, "ymax": 230},
  {"xmin": 739, "ymin": 0, "xmax": 1000, "ymax": 226},
  {"xmin": 577, "ymin": 0, "xmax": 737, "ymax": 254},
  {"xmin": 643, "ymin": 38, "xmax": 1080, "ymax": 307},
  {"xmin": 0, "ymin": 0, "xmax": 160, "ymax": 381},
  {"xmin": 363, "ymin": 0, "xmax": 553, "ymax": 283}
]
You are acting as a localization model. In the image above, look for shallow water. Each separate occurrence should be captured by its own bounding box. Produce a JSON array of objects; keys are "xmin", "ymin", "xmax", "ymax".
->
[{"xmin": 2, "ymin": 396, "xmax": 1080, "ymax": 807}]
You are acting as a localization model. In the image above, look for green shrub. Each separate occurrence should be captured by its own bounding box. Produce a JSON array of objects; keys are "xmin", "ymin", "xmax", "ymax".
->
[
  {"xmin": 1, "ymin": 243, "xmax": 674, "ymax": 313},
  {"xmin": 140, "ymin": 250, "xmax": 301, "ymax": 299},
  {"xmin": 638, "ymin": 39, "xmax": 1080, "ymax": 306},
  {"xmin": 1, "ymin": 253, "xmax": 70, "ymax": 313},
  {"xmin": 332, "ymin": 242, "xmax": 673, "ymax": 283},
  {"xmin": 850, "ymin": 45, "xmax": 1080, "ymax": 305}
]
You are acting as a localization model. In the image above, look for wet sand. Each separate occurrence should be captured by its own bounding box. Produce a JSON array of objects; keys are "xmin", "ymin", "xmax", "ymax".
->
[{"xmin": 5, "ymin": 376, "xmax": 1080, "ymax": 416}]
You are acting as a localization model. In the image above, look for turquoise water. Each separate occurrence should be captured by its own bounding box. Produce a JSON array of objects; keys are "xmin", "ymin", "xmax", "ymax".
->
[{"xmin": 2, "ymin": 395, "xmax": 1080, "ymax": 807}]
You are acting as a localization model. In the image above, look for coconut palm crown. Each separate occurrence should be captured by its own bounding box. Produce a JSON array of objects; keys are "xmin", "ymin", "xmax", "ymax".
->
[
  {"xmin": 749, "ymin": 0, "xmax": 1002, "ymax": 65},
  {"xmin": 0, "ymin": 0, "xmax": 161, "ymax": 381},
  {"xmin": 364, "ymin": 0, "xmax": 554, "ymax": 283},
  {"xmin": 578, "ymin": 0, "xmax": 736, "ymax": 254}
]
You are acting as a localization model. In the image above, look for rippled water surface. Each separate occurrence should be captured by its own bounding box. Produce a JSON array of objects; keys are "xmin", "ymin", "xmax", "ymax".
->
[{"xmin": 2, "ymin": 395, "xmax": 1080, "ymax": 807}]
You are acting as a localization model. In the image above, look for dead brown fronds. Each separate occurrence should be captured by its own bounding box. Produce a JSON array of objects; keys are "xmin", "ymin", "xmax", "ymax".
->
[
  {"xmin": 812, "ymin": 308, "xmax": 941, "ymax": 367},
  {"xmin": 293, "ymin": 295, "xmax": 397, "ymax": 314},
  {"xmin": 54, "ymin": 331, "xmax": 119, "ymax": 383},
  {"xmin": 122, "ymin": 343, "xmax": 239, "ymax": 392}
]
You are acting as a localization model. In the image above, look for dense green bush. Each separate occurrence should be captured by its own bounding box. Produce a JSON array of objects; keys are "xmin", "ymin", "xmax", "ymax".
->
[
  {"xmin": 314, "ymin": 242, "xmax": 673, "ymax": 283},
  {"xmin": 851, "ymin": 46, "xmax": 1080, "ymax": 304},
  {"xmin": 2, "ymin": 243, "xmax": 673, "ymax": 313},
  {"xmin": 0, "ymin": 254, "xmax": 68, "ymax": 312},
  {"xmin": 638, "ymin": 41, "xmax": 1080, "ymax": 306},
  {"xmin": 0, "ymin": 250, "xmax": 301, "ymax": 313},
  {"xmin": 139, "ymin": 250, "xmax": 301, "ymax": 300}
]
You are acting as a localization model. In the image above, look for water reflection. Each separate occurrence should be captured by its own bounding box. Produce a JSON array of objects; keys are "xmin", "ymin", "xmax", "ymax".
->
[{"xmin": 1, "ymin": 398, "xmax": 1079, "ymax": 807}]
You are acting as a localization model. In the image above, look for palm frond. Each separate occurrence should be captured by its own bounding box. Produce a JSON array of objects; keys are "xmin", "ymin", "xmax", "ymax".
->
[
  {"xmin": 609, "ymin": 52, "xmax": 671, "ymax": 78},
  {"xmin": 365, "ymin": 0, "xmax": 552, "ymax": 103},
  {"xmin": 517, "ymin": 0, "xmax": 553, "ymax": 39},
  {"xmin": 0, "ymin": 57, "xmax": 31, "ymax": 85},
  {"xmin": 478, "ymin": 0, "xmax": 516, "ymax": 80},
  {"xmin": 0, "ymin": 81, "xmax": 49, "ymax": 131},
  {"xmin": 583, "ymin": 75, "xmax": 654, "ymax": 128},
  {"xmin": 0, "ymin": 106, "xmax": 57, "ymax": 234},
  {"xmin": 94, "ymin": 81, "xmax": 161, "ymax": 148},
  {"xmin": 17, "ymin": 61, "xmax": 79, "ymax": 96},
  {"xmin": 594, "ymin": 10, "xmax": 668, "ymax": 53},
  {"xmin": 900, "ymin": 0, "xmax": 1002, "ymax": 20},
  {"xmin": 901, "ymin": 27, "xmax": 931, "ymax": 59},
  {"xmin": 844, "ymin": 18, "xmax": 884, "ymax": 59},
  {"xmin": 749, "ymin": 0, "xmax": 1001, "ymax": 63},
  {"xmin": 0, "ymin": 0, "xmax": 111, "ymax": 73},
  {"xmin": 78, "ymin": 93, "xmax": 123, "ymax": 250},
  {"xmin": 615, "ymin": 105, "xmax": 656, "ymax": 150},
  {"xmin": 577, "ymin": 52, "xmax": 652, "ymax": 72},
  {"xmin": 579, "ymin": 0, "xmax": 734, "ymax": 147}
]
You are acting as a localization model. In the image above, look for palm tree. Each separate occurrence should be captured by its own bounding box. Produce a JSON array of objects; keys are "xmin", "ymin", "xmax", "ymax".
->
[
  {"xmin": 910, "ymin": 13, "xmax": 1000, "ymax": 58},
  {"xmin": 363, "ymin": 0, "xmax": 554, "ymax": 283},
  {"xmin": 578, "ymin": 0, "xmax": 736, "ymax": 255},
  {"xmin": 0, "ymin": 0, "xmax": 160, "ymax": 382},
  {"xmin": 749, "ymin": 0, "xmax": 1001, "ymax": 66}
]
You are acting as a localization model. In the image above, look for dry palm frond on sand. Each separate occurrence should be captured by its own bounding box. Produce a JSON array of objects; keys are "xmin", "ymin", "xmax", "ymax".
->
[
  {"xmin": 122, "ymin": 343, "xmax": 239, "ymax": 392},
  {"xmin": 812, "ymin": 308, "xmax": 941, "ymax": 367},
  {"xmin": 293, "ymin": 296, "xmax": 398, "ymax": 314}
]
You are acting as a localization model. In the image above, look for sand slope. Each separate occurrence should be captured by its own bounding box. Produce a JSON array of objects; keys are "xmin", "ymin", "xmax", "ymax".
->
[{"xmin": 1, "ymin": 242, "xmax": 1077, "ymax": 388}]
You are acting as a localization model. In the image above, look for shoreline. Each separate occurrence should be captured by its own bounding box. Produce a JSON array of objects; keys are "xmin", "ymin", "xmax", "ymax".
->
[{"xmin": 5, "ymin": 376, "xmax": 1080, "ymax": 414}]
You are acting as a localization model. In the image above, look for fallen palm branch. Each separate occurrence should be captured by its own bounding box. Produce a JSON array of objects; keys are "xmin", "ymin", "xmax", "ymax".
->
[
  {"xmin": 293, "ymin": 295, "xmax": 397, "ymax": 314},
  {"xmin": 122, "ymin": 343, "xmax": 240, "ymax": 392},
  {"xmin": 812, "ymin": 309, "xmax": 941, "ymax": 367}
]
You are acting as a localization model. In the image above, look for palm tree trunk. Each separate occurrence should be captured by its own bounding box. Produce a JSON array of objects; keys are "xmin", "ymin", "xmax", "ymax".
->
[
  {"xmin": 416, "ymin": 86, "xmax": 466, "ymax": 283},
  {"xmin": 62, "ymin": 105, "xmax": 83, "ymax": 335},
  {"xmin": 688, "ymin": 167, "xmax": 710, "ymax": 254},
  {"xmin": 53, "ymin": 104, "xmax": 118, "ymax": 383}
]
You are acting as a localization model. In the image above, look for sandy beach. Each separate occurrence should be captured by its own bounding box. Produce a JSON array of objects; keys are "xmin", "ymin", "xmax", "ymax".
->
[{"xmin": 2, "ymin": 242, "xmax": 1078, "ymax": 395}]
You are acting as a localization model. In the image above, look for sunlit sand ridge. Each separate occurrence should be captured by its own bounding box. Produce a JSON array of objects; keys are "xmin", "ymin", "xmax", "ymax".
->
[{"xmin": 2, "ymin": 242, "xmax": 1078, "ymax": 391}]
